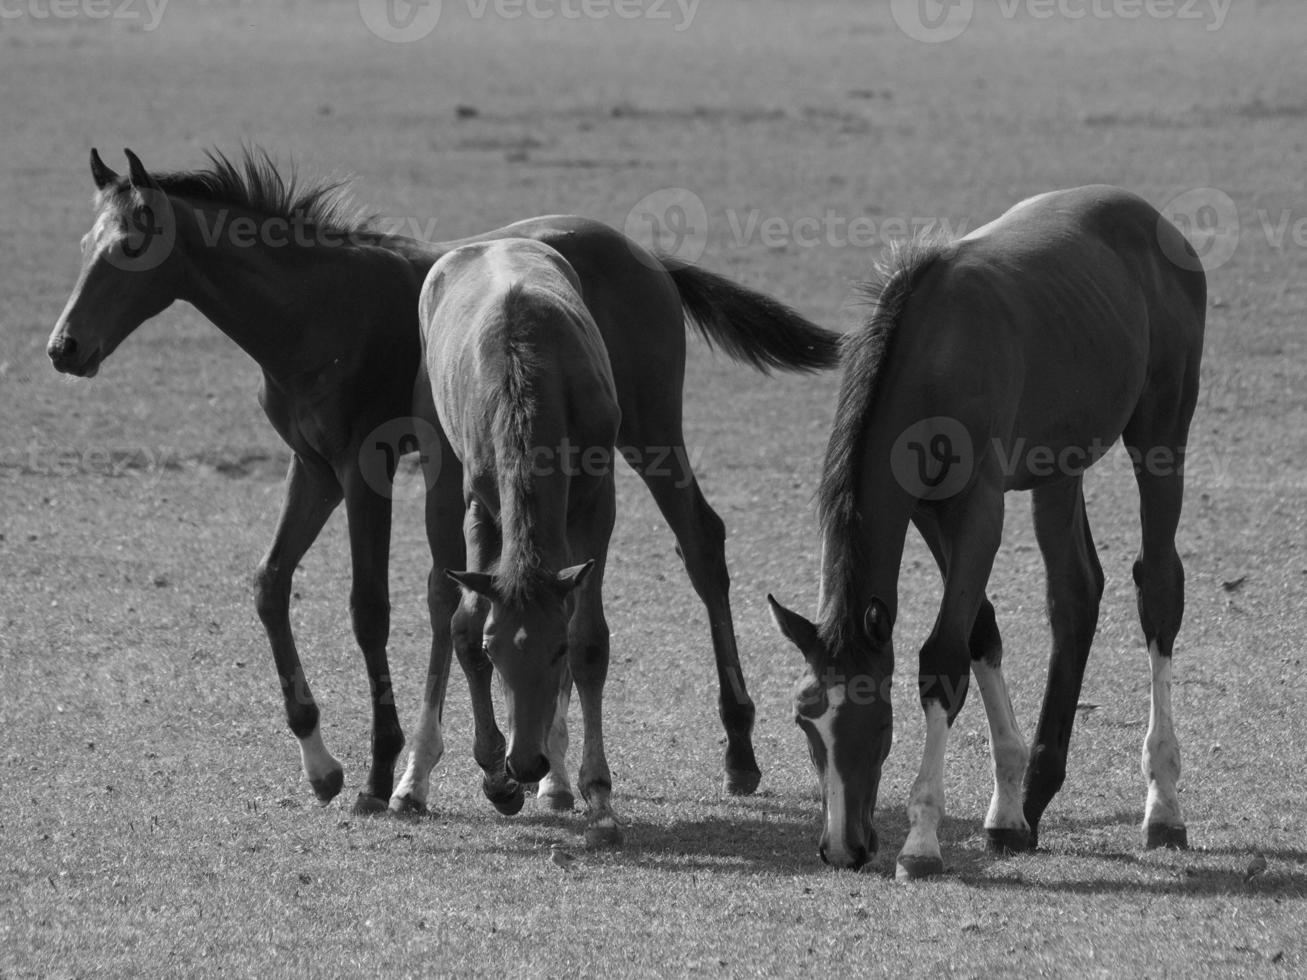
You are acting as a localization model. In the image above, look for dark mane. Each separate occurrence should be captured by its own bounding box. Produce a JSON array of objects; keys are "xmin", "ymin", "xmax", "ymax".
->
[
  {"xmin": 816, "ymin": 237, "xmax": 949, "ymax": 655},
  {"xmin": 491, "ymin": 283, "xmax": 553, "ymax": 605},
  {"xmin": 106, "ymin": 147, "xmax": 372, "ymax": 235}
]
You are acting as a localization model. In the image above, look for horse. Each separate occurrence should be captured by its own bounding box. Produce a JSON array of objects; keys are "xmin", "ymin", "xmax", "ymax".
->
[
  {"xmin": 768, "ymin": 185, "xmax": 1206, "ymax": 876},
  {"xmin": 417, "ymin": 238, "xmax": 624, "ymax": 845},
  {"xmin": 47, "ymin": 147, "xmax": 840, "ymax": 815}
]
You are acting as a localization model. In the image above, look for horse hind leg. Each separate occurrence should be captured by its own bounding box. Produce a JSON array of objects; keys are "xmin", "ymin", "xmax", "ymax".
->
[
  {"xmin": 1022, "ymin": 476, "xmax": 1105, "ymax": 849},
  {"xmin": 1124, "ymin": 415, "xmax": 1192, "ymax": 849},
  {"xmin": 627, "ymin": 441, "xmax": 760, "ymax": 795}
]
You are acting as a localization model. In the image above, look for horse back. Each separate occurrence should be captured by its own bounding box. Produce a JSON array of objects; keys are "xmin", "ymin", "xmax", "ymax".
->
[
  {"xmin": 419, "ymin": 239, "xmax": 620, "ymax": 485},
  {"xmin": 880, "ymin": 187, "xmax": 1206, "ymax": 491}
]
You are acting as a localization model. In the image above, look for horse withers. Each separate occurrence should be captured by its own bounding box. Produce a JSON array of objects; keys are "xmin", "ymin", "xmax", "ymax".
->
[
  {"xmin": 768, "ymin": 186, "xmax": 1206, "ymax": 875},
  {"xmin": 419, "ymin": 239, "xmax": 623, "ymax": 846}
]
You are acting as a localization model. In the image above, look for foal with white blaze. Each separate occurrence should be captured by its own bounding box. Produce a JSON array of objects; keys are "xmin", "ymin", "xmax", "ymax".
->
[
  {"xmin": 770, "ymin": 186, "xmax": 1206, "ymax": 876},
  {"xmin": 418, "ymin": 238, "xmax": 624, "ymax": 845}
]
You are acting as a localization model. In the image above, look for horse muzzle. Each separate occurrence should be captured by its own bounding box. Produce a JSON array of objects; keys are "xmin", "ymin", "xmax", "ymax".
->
[
  {"xmin": 505, "ymin": 748, "xmax": 550, "ymax": 784},
  {"xmin": 47, "ymin": 334, "xmax": 100, "ymax": 377}
]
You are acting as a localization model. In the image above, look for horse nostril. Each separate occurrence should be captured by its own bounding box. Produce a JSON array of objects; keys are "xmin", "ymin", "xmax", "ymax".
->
[
  {"xmin": 49, "ymin": 336, "xmax": 77, "ymax": 363},
  {"xmin": 506, "ymin": 753, "xmax": 550, "ymax": 784},
  {"xmin": 818, "ymin": 843, "xmax": 831, "ymax": 866}
]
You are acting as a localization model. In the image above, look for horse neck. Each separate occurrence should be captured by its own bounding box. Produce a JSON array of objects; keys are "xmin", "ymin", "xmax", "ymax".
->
[
  {"xmin": 818, "ymin": 430, "xmax": 914, "ymax": 643},
  {"xmin": 172, "ymin": 199, "xmax": 376, "ymax": 378},
  {"xmin": 496, "ymin": 412, "xmax": 570, "ymax": 586}
]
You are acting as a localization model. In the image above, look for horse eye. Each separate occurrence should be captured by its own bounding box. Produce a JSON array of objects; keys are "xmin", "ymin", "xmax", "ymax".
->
[{"xmin": 553, "ymin": 644, "xmax": 568, "ymax": 664}]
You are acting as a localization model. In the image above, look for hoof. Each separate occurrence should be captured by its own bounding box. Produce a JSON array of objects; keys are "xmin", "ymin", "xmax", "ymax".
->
[
  {"xmin": 1145, "ymin": 823, "xmax": 1189, "ymax": 850},
  {"xmin": 540, "ymin": 790, "xmax": 576, "ymax": 812},
  {"xmin": 484, "ymin": 777, "xmax": 525, "ymax": 816},
  {"xmin": 986, "ymin": 826, "xmax": 1034, "ymax": 854},
  {"xmin": 351, "ymin": 793, "xmax": 389, "ymax": 817},
  {"xmin": 309, "ymin": 768, "xmax": 344, "ymax": 804},
  {"xmin": 724, "ymin": 767, "xmax": 761, "ymax": 796},
  {"xmin": 388, "ymin": 794, "xmax": 428, "ymax": 817},
  {"xmin": 584, "ymin": 816, "xmax": 623, "ymax": 850},
  {"xmin": 895, "ymin": 854, "xmax": 945, "ymax": 881}
]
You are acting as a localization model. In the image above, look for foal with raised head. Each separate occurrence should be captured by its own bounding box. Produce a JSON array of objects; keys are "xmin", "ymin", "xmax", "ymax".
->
[
  {"xmin": 420, "ymin": 239, "xmax": 622, "ymax": 845},
  {"xmin": 770, "ymin": 186, "xmax": 1206, "ymax": 876}
]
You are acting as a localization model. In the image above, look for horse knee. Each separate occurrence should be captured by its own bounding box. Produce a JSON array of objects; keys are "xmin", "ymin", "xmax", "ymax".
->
[
  {"xmin": 969, "ymin": 601, "xmax": 1002, "ymax": 664},
  {"xmin": 253, "ymin": 559, "xmax": 287, "ymax": 623},
  {"xmin": 569, "ymin": 629, "xmax": 611, "ymax": 687},
  {"xmin": 426, "ymin": 568, "xmax": 460, "ymax": 619},
  {"xmin": 920, "ymin": 668, "xmax": 969, "ymax": 723}
]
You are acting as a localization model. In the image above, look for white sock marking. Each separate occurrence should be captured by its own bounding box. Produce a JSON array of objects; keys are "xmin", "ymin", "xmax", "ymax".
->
[
  {"xmin": 972, "ymin": 658, "xmax": 1030, "ymax": 832},
  {"xmin": 1142, "ymin": 641, "xmax": 1184, "ymax": 828},
  {"xmin": 298, "ymin": 724, "xmax": 341, "ymax": 785},
  {"xmin": 391, "ymin": 703, "xmax": 445, "ymax": 808},
  {"xmin": 902, "ymin": 701, "xmax": 950, "ymax": 862},
  {"xmin": 538, "ymin": 686, "xmax": 574, "ymax": 801}
]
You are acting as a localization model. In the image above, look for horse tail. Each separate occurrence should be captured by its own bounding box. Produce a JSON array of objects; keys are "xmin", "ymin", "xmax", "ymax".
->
[{"xmin": 660, "ymin": 256, "xmax": 841, "ymax": 373}]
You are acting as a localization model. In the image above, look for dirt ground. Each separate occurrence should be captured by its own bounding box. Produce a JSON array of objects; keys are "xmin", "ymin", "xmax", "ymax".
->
[{"xmin": 3, "ymin": 1, "xmax": 1306, "ymax": 974}]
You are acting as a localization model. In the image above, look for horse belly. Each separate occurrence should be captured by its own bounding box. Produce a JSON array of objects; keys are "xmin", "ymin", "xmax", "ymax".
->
[{"xmin": 999, "ymin": 353, "xmax": 1145, "ymax": 492}]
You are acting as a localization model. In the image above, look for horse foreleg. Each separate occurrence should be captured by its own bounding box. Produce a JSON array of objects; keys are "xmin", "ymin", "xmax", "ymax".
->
[
  {"xmin": 899, "ymin": 482, "xmax": 1004, "ymax": 881},
  {"xmin": 537, "ymin": 665, "xmax": 576, "ymax": 811},
  {"xmin": 968, "ymin": 602, "xmax": 1033, "ymax": 853},
  {"xmin": 254, "ymin": 454, "xmax": 344, "ymax": 803},
  {"xmin": 341, "ymin": 470, "xmax": 404, "ymax": 815},
  {"xmin": 912, "ymin": 510, "xmax": 1032, "ymax": 853},
  {"xmin": 568, "ymin": 480, "xmax": 620, "ymax": 847},
  {"xmin": 451, "ymin": 502, "xmax": 524, "ymax": 815}
]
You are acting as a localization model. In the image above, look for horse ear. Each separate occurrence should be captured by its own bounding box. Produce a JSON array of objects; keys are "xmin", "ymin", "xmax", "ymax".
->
[
  {"xmin": 90, "ymin": 148, "xmax": 118, "ymax": 190},
  {"xmin": 767, "ymin": 594, "xmax": 821, "ymax": 657},
  {"xmin": 445, "ymin": 569, "xmax": 498, "ymax": 600},
  {"xmin": 863, "ymin": 598, "xmax": 893, "ymax": 647},
  {"xmin": 123, "ymin": 148, "xmax": 158, "ymax": 190},
  {"xmin": 554, "ymin": 559, "xmax": 595, "ymax": 597}
]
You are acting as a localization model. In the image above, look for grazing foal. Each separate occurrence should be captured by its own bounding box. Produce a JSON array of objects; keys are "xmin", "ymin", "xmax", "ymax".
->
[
  {"xmin": 770, "ymin": 186, "xmax": 1206, "ymax": 875},
  {"xmin": 419, "ymin": 239, "xmax": 623, "ymax": 844}
]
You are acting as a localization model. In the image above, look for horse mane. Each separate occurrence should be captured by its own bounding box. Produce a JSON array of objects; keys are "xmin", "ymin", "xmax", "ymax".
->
[
  {"xmin": 491, "ymin": 283, "xmax": 553, "ymax": 605},
  {"xmin": 816, "ymin": 237, "xmax": 950, "ymax": 656},
  {"xmin": 107, "ymin": 146, "xmax": 373, "ymax": 236}
]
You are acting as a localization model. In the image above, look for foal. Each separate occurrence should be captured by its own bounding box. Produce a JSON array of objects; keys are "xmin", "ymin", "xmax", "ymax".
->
[
  {"xmin": 419, "ymin": 239, "xmax": 624, "ymax": 845},
  {"xmin": 770, "ymin": 186, "xmax": 1206, "ymax": 875}
]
